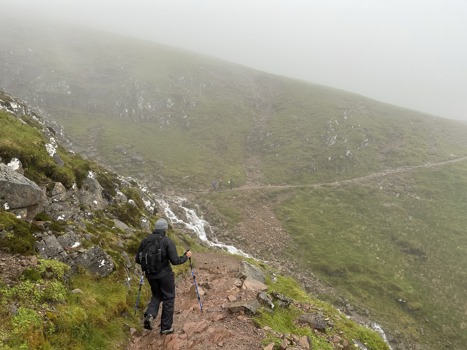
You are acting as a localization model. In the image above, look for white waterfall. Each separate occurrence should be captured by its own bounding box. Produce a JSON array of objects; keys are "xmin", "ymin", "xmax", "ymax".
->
[{"xmin": 157, "ymin": 197, "xmax": 253, "ymax": 259}]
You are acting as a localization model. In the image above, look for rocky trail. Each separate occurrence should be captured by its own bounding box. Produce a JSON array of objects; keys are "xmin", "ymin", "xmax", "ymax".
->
[{"xmin": 128, "ymin": 252, "xmax": 268, "ymax": 350}]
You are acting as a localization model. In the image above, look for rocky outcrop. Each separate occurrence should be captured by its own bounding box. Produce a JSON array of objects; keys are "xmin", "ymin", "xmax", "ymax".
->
[
  {"xmin": 0, "ymin": 163, "xmax": 44, "ymax": 219},
  {"xmin": 46, "ymin": 182, "xmax": 81, "ymax": 221},
  {"xmin": 35, "ymin": 231, "xmax": 114, "ymax": 277},
  {"xmin": 78, "ymin": 175, "xmax": 108, "ymax": 210},
  {"xmin": 73, "ymin": 246, "xmax": 114, "ymax": 277}
]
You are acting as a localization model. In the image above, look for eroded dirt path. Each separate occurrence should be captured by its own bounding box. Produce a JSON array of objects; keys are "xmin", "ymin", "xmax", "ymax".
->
[
  {"xmin": 230, "ymin": 155, "xmax": 467, "ymax": 192},
  {"xmin": 128, "ymin": 252, "xmax": 264, "ymax": 350}
]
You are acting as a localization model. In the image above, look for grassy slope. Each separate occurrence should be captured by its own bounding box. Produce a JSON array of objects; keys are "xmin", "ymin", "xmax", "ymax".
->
[
  {"xmin": 2, "ymin": 19, "xmax": 467, "ymax": 349},
  {"xmin": 275, "ymin": 164, "xmax": 467, "ymax": 349},
  {"xmin": 0, "ymin": 104, "xmax": 391, "ymax": 350}
]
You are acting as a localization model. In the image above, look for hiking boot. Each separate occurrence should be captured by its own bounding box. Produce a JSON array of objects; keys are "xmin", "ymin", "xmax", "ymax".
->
[
  {"xmin": 160, "ymin": 326, "xmax": 174, "ymax": 335},
  {"xmin": 143, "ymin": 314, "xmax": 154, "ymax": 330}
]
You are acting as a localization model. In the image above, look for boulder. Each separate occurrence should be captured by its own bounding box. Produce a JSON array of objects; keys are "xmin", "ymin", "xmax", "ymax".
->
[
  {"xmin": 46, "ymin": 201, "xmax": 78, "ymax": 221},
  {"xmin": 243, "ymin": 276, "xmax": 268, "ymax": 291},
  {"xmin": 78, "ymin": 176, "xmax": 108, "ymax": 210},
  {"xmin": 114, "ymin": 219, "xmax": 130, "ymax": 232},
  {"xmin": 0, "ymin": 163, "xmax": 44, "ymax": 218},
  {"xmin": 74, "ymin": 246, "xmax": 114, "ymax": 277},
  {"xmin": 50, "ymin": 182, "xmax": 70, "ymax": 201},
  {"xmin": 56, "ymin": 231, "xmax": 81, "ymax": 250},
  {"xmin": 35, "ymin": 234, "xmax": 71, "ymax": 263},
  {"xmin": 297, "ymin": 312, "xmax": 327, "ymax": 332},
  {"xmin": 228, "ymin": 299, "xmax": 262, "ymax": 315},
  {"xmin": 238, "ymin": 261, "xmax": 265, "ymax": 284}
]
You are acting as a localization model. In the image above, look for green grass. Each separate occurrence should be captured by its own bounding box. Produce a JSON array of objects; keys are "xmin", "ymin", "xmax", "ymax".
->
[
  {"xmin": 255, "ymin": 270, "xmax": 390, "ymax": 350},
  {"xmin": 275, "ymin": 163, "xmax": 467, "ymax": 349}
]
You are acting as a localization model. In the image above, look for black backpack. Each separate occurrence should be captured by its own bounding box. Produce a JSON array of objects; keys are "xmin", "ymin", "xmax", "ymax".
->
[{"xmin": 139, "ymin": 235, "xmax": 164, "ymax": 273}]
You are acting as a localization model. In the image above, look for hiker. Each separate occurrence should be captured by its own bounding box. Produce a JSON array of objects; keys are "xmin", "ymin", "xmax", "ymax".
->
[{"xmin": 135, "ymin": 218, "xmax": 192, "ymax": 334}]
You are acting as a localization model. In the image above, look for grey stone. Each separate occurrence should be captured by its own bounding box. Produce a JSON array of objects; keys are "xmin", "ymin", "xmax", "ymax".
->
[
  {"xmin": 0, "ymin": 163, "xmax": 44, "ymax": 217},
  {"xmin": 74, "ymin": 246, "xmax": 114, "ymax": 277},
  {"xmin": 228, "ymin": 299, "xmax": 262, "ymax": 315},
  {"xmin": 297, "ymin": 313, "xmax": 327, "ymax": 332},
  {"xmin": 56, "ymin": 232, "xmax": 81, "ymax": 250},
  {"xmin": 257, "ymin": 291, "xmax": 274, "ymax": 309},
  {"xmin": 238, "ymin": 261, "xmax": 265, "ymax": 284},
  {"xmin": 271, "ymin": 291, "xmax": 292, "ymax": 308},
  {"xmin": 114, "ymin": 219, "xmax": 130, "ymax": 231},
  {"xmin": 50, "ymin": 182, "xmax": 69, "ymax": 201},
  {"xmin": 78, "ymin": 176, "xmax": 107, "ymax": 210},
  {"xmin": 36, "ymin": 235, "xmax": 66, "ymax": 259}
]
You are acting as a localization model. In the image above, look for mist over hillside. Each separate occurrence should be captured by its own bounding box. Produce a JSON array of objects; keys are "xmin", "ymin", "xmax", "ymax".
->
[
  {"xmin": 2, "ymin": 19, "xmax": 467, "ymax": 189},
  {"xmin": 1, "ymin": 18, "xmax": 467, "ymax": 350}
]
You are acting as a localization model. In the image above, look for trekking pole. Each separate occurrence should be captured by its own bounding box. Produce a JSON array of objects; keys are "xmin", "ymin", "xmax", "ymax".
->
[
  {"xmin": 189, "ymin": 257, "xmax": 203, "ymax": 312},
  {"xmin": 134, "ymin": 272, "xmax": 144, "ymax": 315}
]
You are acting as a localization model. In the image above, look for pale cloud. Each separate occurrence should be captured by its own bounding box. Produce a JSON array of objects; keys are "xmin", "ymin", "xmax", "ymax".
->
[{"xmin": 3, "ymin": 0, "xmax": 467, "ymax": 120}]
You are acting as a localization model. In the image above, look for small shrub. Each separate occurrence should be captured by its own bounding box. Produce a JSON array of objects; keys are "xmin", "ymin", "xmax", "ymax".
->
[
  {"xmin": 109, "ymin": 203, "xmax": 142, "ymax": 227},
  {"xmin": 122, "ymin": 187, "xmax": 145, "ymax": 209},
  {"xmin": 37, "ymin": 259, "xmax": 70, "ymax": 280},
  {"xmin": 34, "ymin": 212, "xmax": 52, "ymax": 222},
  {"xmin": 42, "ymin": 281, "xmax": 67, "ymax": 303},
  {"xmin": 50, "ymin": 166, "xmax": 75, "ymax": 189},
  {"xmin": 95, "ymin": 170, "xmax": 119, "ymax": 197},
  {"xmin": 11, "ymin": 307, "xmax": 42, "ymax": 339}
]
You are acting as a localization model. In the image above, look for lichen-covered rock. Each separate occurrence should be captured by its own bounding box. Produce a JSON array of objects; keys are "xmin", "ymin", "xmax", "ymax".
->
[{"xmin": 74, "ymin": 246, "xmax": 114, "ymax": 277}]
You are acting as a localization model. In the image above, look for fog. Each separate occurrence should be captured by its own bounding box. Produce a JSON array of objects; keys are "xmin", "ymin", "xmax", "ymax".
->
[{"xmin": 3, "ymin": 0, "xmax": 467, "ymax": 120}]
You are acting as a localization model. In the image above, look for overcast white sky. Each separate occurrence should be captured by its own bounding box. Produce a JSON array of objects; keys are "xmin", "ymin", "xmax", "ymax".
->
[{"xmin": 4, "ymin": 0, "xmax": 467, "ymax": 120}]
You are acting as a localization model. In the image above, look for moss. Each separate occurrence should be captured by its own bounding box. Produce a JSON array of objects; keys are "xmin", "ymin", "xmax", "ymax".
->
[
  {"xmin": 0, "ymin": 211, "xmax": 36, "ymax": 255},
  {"xmin": 49, "ymin": 166, "xmax": 75, "ymax": 189}
]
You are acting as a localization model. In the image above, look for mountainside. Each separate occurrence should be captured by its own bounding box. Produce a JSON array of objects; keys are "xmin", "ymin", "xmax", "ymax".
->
[
  {"xmin": 2, "ymin": 18, "xmax": 467, "ymax": 189},
  {"xmin": 1, "ymin": 18, "xmax": 467, "ymax": 350},
  {"xmin": 0, "ymin": 91, "xmax": 392, "ymax": 350}
]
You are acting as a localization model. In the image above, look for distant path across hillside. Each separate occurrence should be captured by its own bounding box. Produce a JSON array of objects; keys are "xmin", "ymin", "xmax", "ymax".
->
[{"xmin": 222, "ymin": 155, "xmax": 467, "ymax": 193}]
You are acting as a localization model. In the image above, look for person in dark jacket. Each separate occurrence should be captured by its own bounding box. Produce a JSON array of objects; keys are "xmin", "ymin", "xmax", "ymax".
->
[{"xmin": 135, "ymin": 218, "xmax": 192, "ymax": 334}]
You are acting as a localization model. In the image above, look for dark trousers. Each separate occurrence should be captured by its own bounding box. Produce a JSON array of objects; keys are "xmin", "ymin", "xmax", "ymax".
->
[{"xmin": 146, "ymin": 273, "xmax": 175, "ymax": 331}]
